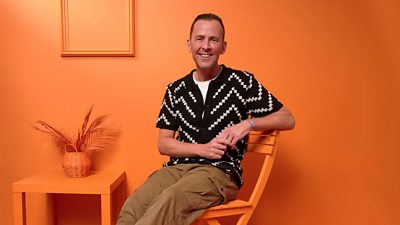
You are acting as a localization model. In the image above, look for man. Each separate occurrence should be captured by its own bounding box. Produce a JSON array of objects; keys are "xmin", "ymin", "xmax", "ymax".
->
[{"xmin": 117, "ymin": 13, "xmax": 295, "ymax": 225}]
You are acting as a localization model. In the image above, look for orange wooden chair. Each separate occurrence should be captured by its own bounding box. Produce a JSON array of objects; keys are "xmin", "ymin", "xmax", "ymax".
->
[{"xmin": 193, "ymin": 130, "xmax": 279, "ymax": 225}]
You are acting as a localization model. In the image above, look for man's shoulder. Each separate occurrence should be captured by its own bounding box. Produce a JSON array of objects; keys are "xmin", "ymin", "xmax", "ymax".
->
[
  {"xmin": 221, "ymin": 65, "xmax": 255, "ymax": 83},
  {"xmin": 165, "ymin": 72, "xmax": 193, "ymax": 92}
]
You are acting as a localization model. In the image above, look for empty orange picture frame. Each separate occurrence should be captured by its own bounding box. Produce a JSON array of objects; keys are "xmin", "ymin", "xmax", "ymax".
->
[{"xmin": 61, "ymin": 0, "xmax": 134, "ymax": 56}]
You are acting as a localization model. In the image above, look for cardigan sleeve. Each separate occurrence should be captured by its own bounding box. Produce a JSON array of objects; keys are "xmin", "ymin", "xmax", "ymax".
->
[
  {"xmin": 245, "ymin": 73, "xmax": 283, "ymax": 117},
  {"xmin": 156, "ymin": 84, "xmax": 179, "ymax": 131}
]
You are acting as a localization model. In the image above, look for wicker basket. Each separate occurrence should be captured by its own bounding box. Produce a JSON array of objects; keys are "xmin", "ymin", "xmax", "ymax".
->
[{"xmin": 62, "ymin": 152, "xmax": 91, "ymax": 178}]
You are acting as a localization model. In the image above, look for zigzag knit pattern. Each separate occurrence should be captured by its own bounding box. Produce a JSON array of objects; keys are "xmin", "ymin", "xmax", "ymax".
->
[{"xmin": 156, "ymin": 65, "xmax": 283, "ymax": 187}]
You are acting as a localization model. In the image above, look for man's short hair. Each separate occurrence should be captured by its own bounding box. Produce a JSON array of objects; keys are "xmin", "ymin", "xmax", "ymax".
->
[{"xmin": 189, "ymin": 13, "xmax": 225, "ymax": 40}]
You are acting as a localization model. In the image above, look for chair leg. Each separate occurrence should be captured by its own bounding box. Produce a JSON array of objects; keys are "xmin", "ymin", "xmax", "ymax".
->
[
  {"xmin": 204, "ymin": 219, "xmax": 221, "ymax": 225},
  {"xmin": 236, "ymin": 213, "xmax": 251, "ymax": 225}
]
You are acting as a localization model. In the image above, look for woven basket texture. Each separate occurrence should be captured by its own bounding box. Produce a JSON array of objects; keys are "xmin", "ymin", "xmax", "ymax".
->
[{"xmin": 62, "ymin": 152, "xmax": 91, "ymax": 178}]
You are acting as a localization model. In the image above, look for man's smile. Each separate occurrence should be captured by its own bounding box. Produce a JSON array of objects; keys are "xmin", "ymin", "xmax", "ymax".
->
[{"xmin": 199, "ymin": 54, "xmax": 212, "ymax": 59}]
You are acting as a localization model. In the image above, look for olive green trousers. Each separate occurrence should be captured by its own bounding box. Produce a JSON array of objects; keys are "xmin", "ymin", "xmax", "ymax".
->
[{"xmin": 116, "ymin": 163, "xmax": 238, "ymax": 225}]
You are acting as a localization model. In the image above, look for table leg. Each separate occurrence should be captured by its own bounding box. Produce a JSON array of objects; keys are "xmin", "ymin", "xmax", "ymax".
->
[
  {"xmin": 12, "ymin": 192, "xmax": 26, "ymax": 225},
  {"xmin": 101, "ymin": 194, "xmax": 111, "ymax": 225}
]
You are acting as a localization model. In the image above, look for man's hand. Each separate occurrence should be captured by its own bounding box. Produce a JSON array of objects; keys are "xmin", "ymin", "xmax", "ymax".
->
[
  {"xmin": 218, "ymin": 120, "xmax": 252, "ymax": 148},
  {"xmin": 200, "ymin": 137, "xmax": 229, "ymax": 160},
  {"xmin": 200, "ymin": 120, "xmax": 252, "ymax": 159}
]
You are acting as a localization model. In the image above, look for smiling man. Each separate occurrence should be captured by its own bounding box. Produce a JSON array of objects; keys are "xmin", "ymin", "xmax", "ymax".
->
[
  {"xmin": 117, "ymin": 13, "xmax": 295, "ymax": 225},
  {"xmin": 187, "ymin": 17, "xmax": 226, "ymax": 80}
]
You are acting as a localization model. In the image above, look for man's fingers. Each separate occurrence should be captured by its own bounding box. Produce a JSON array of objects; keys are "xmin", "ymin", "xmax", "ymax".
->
[
  {"xmin": 215, "ymin": 143, "xmax": 227, "ymax": 151},
  {"xmin": 215, "ymin": 136, "xmax": 229, "ymax": 146},
  {"xmin": 215, "ymin": 149, "xmax": 225, "ymax": 156},
  {"xmin": 207, "ymin": 148, "xmax": 224, "ymax": 159},
  {"xmin": 226, "ymin": 135, "xmax": 234, "ymax": 145},
  {"xmin": 230, "ymin": 137, "xmax": 239, "ymax": 147}
]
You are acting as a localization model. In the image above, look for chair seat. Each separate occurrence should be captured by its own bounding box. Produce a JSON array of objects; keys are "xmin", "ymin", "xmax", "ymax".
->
[
  {"xmin": 209, "ymin": 200, "xmax": 252, "ymax": 210},
  {"xmin": 200, "ymin": 200, "xmax": 253, "ymax": 219}
]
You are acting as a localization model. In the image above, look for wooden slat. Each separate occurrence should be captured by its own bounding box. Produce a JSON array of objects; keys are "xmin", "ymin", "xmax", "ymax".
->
[
  {"xmin": 246, "ymin": 133, "xmax": 276, "ymax": 154},
  {"xmin": 246, "ymin": 144, "xmax": 273, "ymax": 154},
  {"xmin": 200, "ymin": 206, "xmax": 252, "ymax": 219},
  {"xmin": 208, "ymin": 200, "xmax": 251, "ymax": 210},
  {"xmin": 195, "ymin": 130, "xmax": 279, "ymax": 225},
  {"xmin": 247, "ymin": 134, "xmax": 276, "ymax": 146}
]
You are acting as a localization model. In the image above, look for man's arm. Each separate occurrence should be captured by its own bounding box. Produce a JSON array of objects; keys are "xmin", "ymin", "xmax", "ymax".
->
[
  {"xmin": 157, "ymin": 129, "xmax": 230, "ymax": 159},
  {"xmin": 250, "ymin": 106, "xmax": 295, "ymax": 131},
  {"xmin": 158, "ymin": 107, "xmax": 295, "ymax": 159},
  {"xmin": 219, "ymin": 106, "xmax": 296, "ymax": 147}
]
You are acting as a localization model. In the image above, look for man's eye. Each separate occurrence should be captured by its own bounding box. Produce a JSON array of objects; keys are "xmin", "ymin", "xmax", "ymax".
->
[{"xmin": 210, "ymin": 38, "xmax": 219, "ymax": 42}]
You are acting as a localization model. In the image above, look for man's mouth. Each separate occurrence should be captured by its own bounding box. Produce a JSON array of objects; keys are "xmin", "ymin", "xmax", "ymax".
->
[{"xmin": 199, "ymin": 54, "xmax": 212, "ymax": 59}]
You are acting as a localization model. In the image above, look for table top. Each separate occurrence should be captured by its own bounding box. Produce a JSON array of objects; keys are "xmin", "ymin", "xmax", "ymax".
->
[{"xmin": 13, "ymin": 170, "xmax": 126, "ymax": 194}]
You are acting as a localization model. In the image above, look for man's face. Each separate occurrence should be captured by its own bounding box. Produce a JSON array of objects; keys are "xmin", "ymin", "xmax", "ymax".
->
[{"xmin": 187, "ymin": 19, "xmax": 227, "ymax": 72}]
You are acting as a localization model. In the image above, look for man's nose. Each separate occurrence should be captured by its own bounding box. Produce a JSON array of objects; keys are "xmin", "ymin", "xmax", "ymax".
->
[{"xmin": 201, "ymin": 41, "xmax": 211, "ymax": 50}]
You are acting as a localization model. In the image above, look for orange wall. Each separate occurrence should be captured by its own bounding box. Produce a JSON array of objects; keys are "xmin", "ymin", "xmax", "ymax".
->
[{"xmin": 1, "ymin": 0, "xmax": 399, "ymax": 225}]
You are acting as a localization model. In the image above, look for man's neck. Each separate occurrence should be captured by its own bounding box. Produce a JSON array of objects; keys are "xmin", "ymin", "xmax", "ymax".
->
[{"xmin": 194, "ymin": 65, "xmax": 222, "ymax": 82}]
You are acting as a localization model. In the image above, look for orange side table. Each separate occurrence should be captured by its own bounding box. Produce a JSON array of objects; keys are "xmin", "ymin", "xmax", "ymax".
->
[{"xmin": 12, "ymin": 170, "xmax": 126, "ymax": 225}]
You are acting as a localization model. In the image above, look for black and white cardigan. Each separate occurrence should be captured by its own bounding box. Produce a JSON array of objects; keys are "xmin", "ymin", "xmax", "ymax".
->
[{"xmin": 156, "ymin": 65, "xmax": 283, "ymax": 187}]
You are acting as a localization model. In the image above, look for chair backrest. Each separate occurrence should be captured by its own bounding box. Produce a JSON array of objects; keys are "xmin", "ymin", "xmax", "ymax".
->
[
  {"xmin": 244, "ymin": 130, "xmax": 279, "ymax": 209},
  {"xmin": 194, "ymin": 130, "xmax": 279, "ymax": 225}
]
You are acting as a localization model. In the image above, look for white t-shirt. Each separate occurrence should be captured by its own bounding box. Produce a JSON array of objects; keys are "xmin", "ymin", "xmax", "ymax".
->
[
  {"xmin": 193, "ymin": 73, "xmax": 219, "ymax": 118},
  {"xmin": 193, "ymin": 71, "xmax": 220, "ymax": 104},
  {"xmin": 193, "ymin": 78, "xmax": 211, "ymax": 104}
]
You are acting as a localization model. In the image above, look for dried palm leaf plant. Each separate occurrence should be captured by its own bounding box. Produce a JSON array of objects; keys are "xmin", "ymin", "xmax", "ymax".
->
[{"xmin": 33, "ymin": 106, "xmax": 118, "ymax": 152}]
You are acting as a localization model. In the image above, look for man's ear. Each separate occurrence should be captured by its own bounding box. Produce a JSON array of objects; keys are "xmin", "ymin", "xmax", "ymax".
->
[
  {"xmin": 221, "ymin": 41, "xmax": 227, "ymax": 54},
  {"xmin": 186, "ymin": 39, "xmax": 191, "ymax": 52}
]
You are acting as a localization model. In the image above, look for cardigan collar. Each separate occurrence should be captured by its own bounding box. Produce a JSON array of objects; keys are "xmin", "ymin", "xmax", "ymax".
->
[{"xmin": 183, "ymin": 64, "xmax": 230, "ymax": 91}]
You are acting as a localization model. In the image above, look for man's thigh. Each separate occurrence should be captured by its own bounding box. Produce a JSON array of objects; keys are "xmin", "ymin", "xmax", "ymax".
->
[
  {"xmin": 132, "ymin": 165, "xmax": 185, "ymax": 203},
  {"xmin": 167, "ymin": 164, "xmax": 239, "ymax": 210}
]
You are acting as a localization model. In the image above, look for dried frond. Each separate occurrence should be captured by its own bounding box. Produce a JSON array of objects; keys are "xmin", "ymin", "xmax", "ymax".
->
[
  {"xmin": 84, "ymin": 130, "xmax": 120, "ymax": 152},
  {"xmin": 76, "ymin": 105, "xmax": 94, "ymax": 150},
  {"xmin": 79, "ymin": 105, "xmax": 94, "ymax": 137},
  {"xmin": 33, "ymin": 106, "xmax": 118, "ymax": 153},
  {"xmin": 33, "ymin": 120, "xmax": 73, "ymax": 150},
  {"xmin": 86, "ymin": 115, "xmax": 109, "ymax": 134},
  {"xmin": 77, "ymin": 115, "xmax": 109, "ymax": 151}
]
